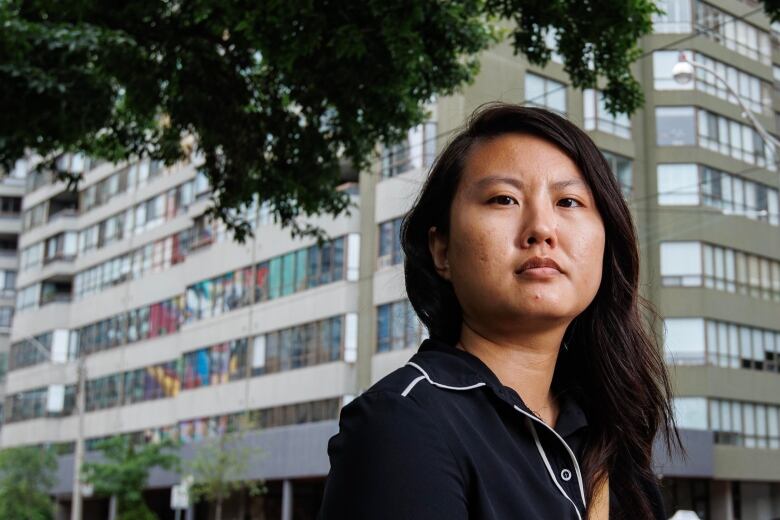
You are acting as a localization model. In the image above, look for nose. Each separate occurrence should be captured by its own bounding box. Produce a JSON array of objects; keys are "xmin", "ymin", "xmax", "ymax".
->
[{"xmin": 518, "ymin": 196, "xmax": 557, "ymax": 248}]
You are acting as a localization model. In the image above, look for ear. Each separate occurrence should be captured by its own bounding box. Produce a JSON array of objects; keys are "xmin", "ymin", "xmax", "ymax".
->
[{"xmin": 428, "ymin": 226, "xmax": 451, "ymax": 280}]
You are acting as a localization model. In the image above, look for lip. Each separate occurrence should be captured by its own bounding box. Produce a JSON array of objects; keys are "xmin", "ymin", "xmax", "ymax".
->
[{"xmin": 516, "ymin": 256, "xmax": 563, "ymax": 275}]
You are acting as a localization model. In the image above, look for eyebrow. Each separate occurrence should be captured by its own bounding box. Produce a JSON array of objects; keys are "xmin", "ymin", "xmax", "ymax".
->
[{"xmin": 471, "ymin": 176, "xmax": 588, "ymax": 192}]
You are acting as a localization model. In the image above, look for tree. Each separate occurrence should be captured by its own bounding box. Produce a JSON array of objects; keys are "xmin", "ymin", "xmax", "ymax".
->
[
  {"xmin": 0, "ymin": 444, "xmax": 57, "ymax": 520},
  {"xmin": 2, "ymin": 1, "xmax": 779, "ymax": 241},
  {"xmin": 82, "ymin": 435, "xmax": 179, "ymax": 520},
  {"xmin": 185, "ymin": 429, "xmax": 265, "ymax": 520}
]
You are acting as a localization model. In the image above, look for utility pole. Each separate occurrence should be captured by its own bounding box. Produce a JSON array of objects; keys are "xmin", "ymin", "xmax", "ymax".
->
[
  {"xmin": 71, "ymin": 355, "xmax": 86, "ymax": 520},
  {"xmin": 22, "ymin": 334, "xmax": 86, "ymax": 519}
]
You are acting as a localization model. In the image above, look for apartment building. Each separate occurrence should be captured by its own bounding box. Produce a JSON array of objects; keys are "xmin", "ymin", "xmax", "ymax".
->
[
  {"xmin": 2, "ymin": 0, "xmax": 780, "ymax": 518},
  {"xmin": 0, "ymin": 165, "xmax": 25, "ymax": 425}
]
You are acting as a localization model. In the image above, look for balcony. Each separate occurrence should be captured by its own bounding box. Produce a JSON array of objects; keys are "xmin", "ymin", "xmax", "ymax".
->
[
  {"xmin": 40, "ymin": 277, "xmax": 73, "ymax": 307},
  {"xmin": 46, "ymin": 191, "xmax": 79, "ymax": 223}
]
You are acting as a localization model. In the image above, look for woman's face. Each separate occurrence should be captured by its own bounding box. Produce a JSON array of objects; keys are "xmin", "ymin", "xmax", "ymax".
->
[{"xmin": 428, "ymin": 133, "xmax": 606, "ymax": 336}]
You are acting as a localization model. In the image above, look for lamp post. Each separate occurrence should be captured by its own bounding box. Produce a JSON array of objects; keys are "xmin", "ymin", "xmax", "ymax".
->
[
  {"xmin": 25, "ymin": 335, "xmax": 86, "ymax": 520},
  {"xmin": 672, "ymin": 52, "xmax": 780, "ymax": 154}
]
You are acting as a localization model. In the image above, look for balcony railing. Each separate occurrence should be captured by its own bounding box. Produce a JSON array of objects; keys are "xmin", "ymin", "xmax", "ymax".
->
[{"xmin": 40, "ymin": 293, "xmax": 72, "ymax": 306}]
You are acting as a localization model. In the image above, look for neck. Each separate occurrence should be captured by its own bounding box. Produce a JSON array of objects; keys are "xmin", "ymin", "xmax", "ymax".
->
[{"xmin": 457, "ymin": 320, "xmax": 567, "ymax": 425}]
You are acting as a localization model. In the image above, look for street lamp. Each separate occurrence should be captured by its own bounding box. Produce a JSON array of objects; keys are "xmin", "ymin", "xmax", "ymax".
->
[
  {"xmin": 24, "ymin": 335, "xmax": 86, "ymax": 520},
  {"xmin": 672, "ymin": 52, "xmax": 780, "ymax": 154}
]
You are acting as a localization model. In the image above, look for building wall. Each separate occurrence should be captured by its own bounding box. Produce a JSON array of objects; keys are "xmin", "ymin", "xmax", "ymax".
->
[{"xmin": 2, "ymin": 1, "xmax": 780, "ymax": 519}]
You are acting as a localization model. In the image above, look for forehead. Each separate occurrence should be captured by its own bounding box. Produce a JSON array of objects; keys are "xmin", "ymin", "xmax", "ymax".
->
[{"xmin": 459, "ymin": 133, "xmax": 585, "ymax": 188}]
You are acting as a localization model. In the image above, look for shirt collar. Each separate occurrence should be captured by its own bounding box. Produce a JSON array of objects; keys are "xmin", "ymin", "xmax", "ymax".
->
[{"xmin": 409, "ymin": 337, "xmax": 588, "ymax": 438}]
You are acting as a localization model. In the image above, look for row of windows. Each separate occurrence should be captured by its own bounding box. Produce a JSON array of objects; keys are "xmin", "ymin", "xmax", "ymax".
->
[
  {"xmin": 674, "ymin": 397, "xmax": 780, "ymax": 449},
  {"xmin": 653, "ymin": 1, "xmax": 771, "ymax": 64},
  {"xmin": 10, "ymin": 237, "xmax": 358, "ymax": 371},
  {"xmin": 19, "ymin": 231, "xmax": 77, "ymax": 269},
  {"xmin": 49, "ymin": 398, "xmax": 342, "ymax": 453},
  {"xmin": 23, "ymin": 154, "xmax": 98, "ymax": 193},
  {"xmin": 377, "ymin": 299, "xmax": 427, "ymax": 353},
  {"xmin": 253, "ymin": 315, "xmax": 352, "ymax": 375},
  {"xmin": 656, "ymin": 107, "xmax": 776, "ymax": 170},
  {"xmin": 80, "ymin": 160, "xmax": 165, "ymax": 213},
  {"xmin": 16, "ymin": 280, "xmax": 72, "ymax": 310},
  {"xmin": 653, "ymin": 51, "xmax": 771, "ymax": 115},
  {"xmin": 95, "ymin": 316, "xmax": 349, "ymax": 409},
  {"xmin": 525, "ymin": 74, "xmax": 633, "ymax": 141},
  {"xmin": 76, "ymin": 295, "xmax": 184, "ymax": 357},
  {"xmin": 175, "ymin": 398, "xmax": 341, "ymax": 444},
  {"xmin": 6, "ymin": 316, "xmax": 351, "ymax": 422},
  {"xmin": 18, "ymin": 173, "xmax": 210, "ymax": 274},
  {"xmin": 74, "ymin": 206, "xmax": 257, "ymax": 302},
  {"xmin": 72, "ymin": 220, "xmax": 219, "ymax": 300},
  {"xmin": 9, "ymin": 332, "xmax": 55, "ymax": 371},
  {"xmin": 77, "ymin": 174, "xmax": 210, "ymax": 256},
  {"xmin": 4, "ymin": 386, "xmax": 75, "ymax": 423},
  {"xmin": 657, "ymin": 164, "xmax": 779, "ymax": 225},
  {"xmin": 665, "ymin": 318, "xmax": 780, "ymax": 372},
  {"xmin": 22, "ymin": 159, "xmax": 169, "ymax": 232},
  {"xmin": 120, "ymin": 361, "xmax": 182, "ymax": 408},
  {"xmin": 696, "ymin": 1, "xmax": 771, "ymax": 65},
  {"xmin": 19, "ymin": 211, "xmax": 294, "ymax": 315},
  {"xmin": 184, "ymin": 235, "xmax": 358, "ymax": 323},
  {"xmin": 660, "ymin": 241, "xmax": 780, "ymax": 302},
  {"xmin": 182, "ymin": 339, "xmax": 250, "ymax": 389}
]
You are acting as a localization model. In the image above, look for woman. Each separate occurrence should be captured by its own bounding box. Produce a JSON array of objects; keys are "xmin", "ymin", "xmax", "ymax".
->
[{"xmin": 318, "ymin": 103, "xmax": 679, "ymax": 519}]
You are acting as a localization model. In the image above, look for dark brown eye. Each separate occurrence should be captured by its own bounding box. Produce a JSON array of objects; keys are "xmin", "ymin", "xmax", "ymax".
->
[
  {"xmin": 489, "ymin": 195, "xmax": 517, "ymax": 206},
  {"xmin": 558, "ymin": 198, "xmax": 582, "ymax": 208}
]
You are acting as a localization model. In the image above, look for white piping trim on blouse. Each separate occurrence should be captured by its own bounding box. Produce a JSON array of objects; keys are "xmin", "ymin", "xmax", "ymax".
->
[
  {"xmin": 404, "ymin": 362, "xmax": 487, "ymax": 392},
  {"xmin": 401, "ymin": 360, "xmax": 587, "ymax": 516},
  {"xmin": 513, "ymin": 405, "xmax": 587, "ymax": 510},
  {"xmin": 401, "ymin": 375, "xmax": 426, "ymax": 397},
  {"xmin": 526, "ymin": 416, "xmax": 583, "ymax": 520}
]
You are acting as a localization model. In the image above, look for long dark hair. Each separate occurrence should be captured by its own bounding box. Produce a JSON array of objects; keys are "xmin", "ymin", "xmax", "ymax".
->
[{"xmin": 401, "ymin": 103, "xmax": 680, "ymax": 518}]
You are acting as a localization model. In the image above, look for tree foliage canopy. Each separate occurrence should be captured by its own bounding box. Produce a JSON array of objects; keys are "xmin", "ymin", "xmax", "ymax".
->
[
  {"xmin": 2, "ymin": 0, "xmax": 779, "ymax": 239},
  {"xmin": 0, "ymin": 445, "xmax": 57, "ymax": 520},
  {"xmin": 82, "ymin": 436, "xmax": 179, "ymax": 520},
  {"xmin": 185, "ymin": 430, "xmax": 265, "ymax": 520}
]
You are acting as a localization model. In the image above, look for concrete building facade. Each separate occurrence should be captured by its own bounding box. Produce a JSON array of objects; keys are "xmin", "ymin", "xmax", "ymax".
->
[{"xmin": 2, "ymin": 0, "xmax": 780, "ymax": 518}]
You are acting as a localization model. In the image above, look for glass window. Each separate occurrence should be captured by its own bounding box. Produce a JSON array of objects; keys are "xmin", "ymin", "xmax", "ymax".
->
[
  {"xmin": 673, "ymin": 397, "xmax": 708, "ymax": 430},
  {"xmin": 377, "ymin": 304, "xmax": 390, "ymax": 353},
  {"xmin": 656, "ymin": 107, "xmax": 696, "ymax": 145},
  {"xmin": 583, "ymin": 90, "xmax": 631, "ymax": 138},
  {"xmin": 525, "ymin": 73, "xmax": 566, "ymax": 114},
  {"xmin": 664, "ymin": 318, "xmax": 705, "ymax": 364},
  {"xmin": 281, "ymin": 252, "xmax": 295, "ymax": 296},
  {"xmin": 268, "ymin": 257, "xmax": 282, "ymax": 299},
  {"xmin": 660, "ymin": 242, "xmax": 702, "ymax": 285},
  {"xmin": 654, "ymin": 51, "xmax": 695, "ymax": 90},
  {"xmin": 657, "ymin": 164, "xmax": 699, "ymax": 205},
  {"xmin": 653, "ymin": 0, "xmax": 692, "ymax": 33}
]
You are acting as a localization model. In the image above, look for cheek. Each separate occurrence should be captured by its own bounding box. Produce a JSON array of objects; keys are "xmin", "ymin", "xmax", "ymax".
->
[
  {"xmin": 451, "ymin": 219, "xmax": 510, "ymax": 271},
  {"xmin": 569, "ymin": 225, "xmax": 606, "ymax": 283}
]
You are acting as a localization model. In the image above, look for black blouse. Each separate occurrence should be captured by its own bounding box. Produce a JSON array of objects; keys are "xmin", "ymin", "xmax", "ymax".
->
[{"xmin": 318, "ymin": 338, "xmax": 665, "ymax": 519}]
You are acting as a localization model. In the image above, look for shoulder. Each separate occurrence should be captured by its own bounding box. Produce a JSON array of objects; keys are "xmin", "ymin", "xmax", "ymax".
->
[
  {"xmin": 321, "ymin": 365, "xmax": 469, "ymax": 519},
  {"xmin": 336, "ymin": 364, "xmax": 440, "ymax": 436},
  {"xmin": 327, "ymin": 362, "xmax": 468, "ymax": 468}
]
